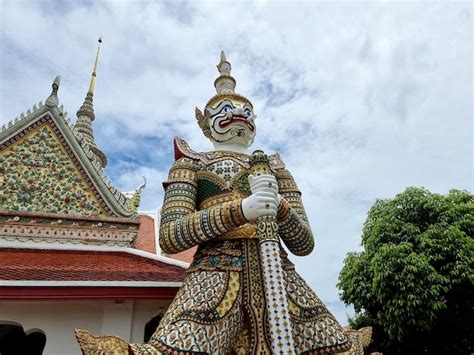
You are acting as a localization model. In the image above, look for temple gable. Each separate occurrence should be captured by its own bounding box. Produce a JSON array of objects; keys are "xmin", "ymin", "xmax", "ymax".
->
[
  {"xmin": 1, "ymin": 116, "xmax": 107, "ymax": 216},
  {"xmin": 0, "ymin": 74, "xmax": 143, "ymax": 246}
]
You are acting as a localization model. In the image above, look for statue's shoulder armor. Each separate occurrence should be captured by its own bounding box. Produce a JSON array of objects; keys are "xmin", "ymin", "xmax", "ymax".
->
[
  {"xmin": 269, "ymin": 153, "xmax": 300, "ymax": 193},
  {"xmin": 174, "ymin": 136, "xmax": 202, "ymax": 162},
  {"xmin": 174, "ymin": 136, "xmax": 249, "ymax": 168},
  {"xmin": 268, "ymin": 152, "xmax": 286, "ymax": 172},
  {"xmin": 162, "ymin": 138, "xmax": 201, "ymax": 188},
  {"xmin": 174, "ymin": 136, "xmax": 220, "ymax": 167}
]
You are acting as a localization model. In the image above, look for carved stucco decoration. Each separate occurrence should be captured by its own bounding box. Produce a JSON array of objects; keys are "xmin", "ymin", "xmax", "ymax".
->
[
  {"xmin": 0, "ymin": 224, "xmax": 136, "ymax": 246},
  {"xmin": 0, "ymin": 211, "xmax": 139, "ymax": 246}
]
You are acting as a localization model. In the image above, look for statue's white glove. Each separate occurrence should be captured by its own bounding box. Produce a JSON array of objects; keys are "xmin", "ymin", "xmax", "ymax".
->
[{"xmin": 241, "ymin": 174, "xmax": 279, "ymax": 220}]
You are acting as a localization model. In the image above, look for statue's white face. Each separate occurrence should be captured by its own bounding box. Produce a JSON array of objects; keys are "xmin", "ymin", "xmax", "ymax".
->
[{"xmin": 206, "ymin": 98, "xmax": 256, "ymax": 147}]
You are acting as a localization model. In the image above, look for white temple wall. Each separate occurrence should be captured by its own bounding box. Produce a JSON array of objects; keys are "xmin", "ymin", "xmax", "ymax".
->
[
  {"xmin": 130, "ymin": 299, "xmax": 167, "ymax": 342},
  {"xmin": 0, "ymin": 299, "xmax": 170, "ymax": 355}
]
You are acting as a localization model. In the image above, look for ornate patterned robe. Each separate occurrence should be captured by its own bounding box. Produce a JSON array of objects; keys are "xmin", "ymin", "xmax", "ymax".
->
[{"xmin": 130, "ymin": 138, "xmax": 351, "ymax": 354}]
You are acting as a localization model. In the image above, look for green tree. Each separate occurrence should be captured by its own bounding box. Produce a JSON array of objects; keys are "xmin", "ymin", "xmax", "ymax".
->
[{"xmin": 338, "ymin": 187, "xmax": 473, "ymax": 354}]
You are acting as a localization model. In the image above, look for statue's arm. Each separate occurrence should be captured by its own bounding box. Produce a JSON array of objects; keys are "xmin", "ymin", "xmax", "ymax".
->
[
  {"xmin": 275, "ymin": 168, "xmax": 315, "ymax": 256},
  {"xmin": 159, "ymin": 157, "xmax": 247, "ymax": 254}
]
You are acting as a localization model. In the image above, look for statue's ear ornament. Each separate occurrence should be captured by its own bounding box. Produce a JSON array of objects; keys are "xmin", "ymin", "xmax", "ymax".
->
[{"xmin": 195, "ymin": 107, "xmax": 211, "ymax": 138}]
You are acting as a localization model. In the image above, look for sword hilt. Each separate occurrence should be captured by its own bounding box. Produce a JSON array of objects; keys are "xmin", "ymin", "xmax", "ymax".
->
[
  {"xmin": 249, "ymin": 149, "xmax": 271, "ymax": 176},
  {"xmin": 249, "ymin": 150, "xmax": 279, "ymax": 244}
]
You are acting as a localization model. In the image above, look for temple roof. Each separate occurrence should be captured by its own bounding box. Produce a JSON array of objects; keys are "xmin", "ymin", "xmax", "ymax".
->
[
  {"xmin": 0, "ymin": 77, "xmax": 136, "ymax": 218},
  {"xmin": 0, "ymin": 248, "xmax": 187, "ymax": 283}
]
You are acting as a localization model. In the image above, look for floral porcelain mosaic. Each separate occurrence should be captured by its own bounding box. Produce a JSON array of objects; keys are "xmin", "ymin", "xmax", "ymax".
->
[{"xmin": 0, "ymin": 122, "xmax": 107, "ymax": 216}]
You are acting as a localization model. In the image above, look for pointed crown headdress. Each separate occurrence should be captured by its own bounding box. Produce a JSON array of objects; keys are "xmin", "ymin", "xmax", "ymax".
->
[{"xmin": 196, "ymin": 51, "xmax": 253, "ymax": 138}]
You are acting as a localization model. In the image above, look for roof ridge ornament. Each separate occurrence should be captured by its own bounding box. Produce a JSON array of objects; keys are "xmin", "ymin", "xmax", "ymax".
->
[
  {"xmin": 129, "ymin": 177, "xmax": 147, "ymax": 216},
  {"xmin": 45, "ymin": 75, "xmax": 61, "ymax": 108}
]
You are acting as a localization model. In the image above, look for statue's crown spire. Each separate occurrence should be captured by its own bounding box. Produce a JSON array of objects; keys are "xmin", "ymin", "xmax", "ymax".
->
[
  {"xmin": 214, "ymin": 50, "xmax": 236, "ymax": 94},
  {"xmin": 217, "ymin": 50, "xmax": 231, "ymax": 76},
  {"xmin": 201, "ymin": 51, "xmax": 253, "ymax": 112}
]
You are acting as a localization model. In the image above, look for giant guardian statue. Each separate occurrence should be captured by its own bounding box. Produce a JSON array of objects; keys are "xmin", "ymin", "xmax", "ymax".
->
[
  {"xmin": 76, "ymin": 52, "xmax": 354, "ymax": 355},
  {"xmin": 130, "ymin": 52, "xmax": 352, "ymax": 354}
]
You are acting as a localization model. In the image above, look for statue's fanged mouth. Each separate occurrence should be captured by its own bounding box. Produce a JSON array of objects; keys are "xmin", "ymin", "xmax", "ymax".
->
[{"xmin": 219, "ymin": 115, "xmax": 255, "ymax": 132}]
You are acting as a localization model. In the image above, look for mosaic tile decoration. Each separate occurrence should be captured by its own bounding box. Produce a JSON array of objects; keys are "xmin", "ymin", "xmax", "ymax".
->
[{"xmin": 0, "ymin": 121, "xmax": 107, "ymax": 216}]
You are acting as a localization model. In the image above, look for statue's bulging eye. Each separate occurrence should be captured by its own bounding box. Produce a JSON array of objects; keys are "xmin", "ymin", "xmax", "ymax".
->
[
  {"xmin": 244, "ymin": 109, "xmax": 252, "ymax": 116},
  {"xmin": 223, "ymin": 106, "xmax": 232, "ymax": 113}
]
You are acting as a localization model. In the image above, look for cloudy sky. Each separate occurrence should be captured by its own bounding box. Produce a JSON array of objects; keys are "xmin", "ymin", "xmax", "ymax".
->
[{"xmin": 1, "ymin": 0, "xmax": 472, "ymax": 324}]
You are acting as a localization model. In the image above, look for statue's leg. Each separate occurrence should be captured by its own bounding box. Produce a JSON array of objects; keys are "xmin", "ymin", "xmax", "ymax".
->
[
  {"xmin": 284, "ymin": 269, "xmax": 353, "ymax": 354},
  {"xmin": 129, "ymin": 270, "xmax": 243, "ymax": 355}
]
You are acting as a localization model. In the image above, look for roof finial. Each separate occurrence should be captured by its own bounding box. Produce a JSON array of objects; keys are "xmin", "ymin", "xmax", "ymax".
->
[
  {"xmin": 45, "ymin": 75, "xmax": 61, "ymax": 107},
  {"xmin": 74, "ymin": 37, "xmax": 107, "ymax": 169},
  {"xmin": 127, "ymin": 177, "xmax": 147, "ymax": 216},
  {"xmin": 88, "ymin": 37, "xmax": 102, "ymax": 94}
]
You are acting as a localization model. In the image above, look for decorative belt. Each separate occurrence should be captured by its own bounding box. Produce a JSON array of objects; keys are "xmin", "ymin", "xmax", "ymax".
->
[{"xmin": 218, "ymin": 223, "xmax": 257, "ymax": 240}]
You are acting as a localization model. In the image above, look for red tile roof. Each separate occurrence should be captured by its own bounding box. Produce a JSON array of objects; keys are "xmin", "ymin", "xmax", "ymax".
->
[{"xmin": 0, "ymin": 248, "xmax": 187, "ymax": 282}]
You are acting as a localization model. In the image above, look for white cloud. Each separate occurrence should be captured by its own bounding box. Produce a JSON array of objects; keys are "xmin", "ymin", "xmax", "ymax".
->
[{"xmin": 1, "ymin": 0, "xmax": 472, "ymax": 325}]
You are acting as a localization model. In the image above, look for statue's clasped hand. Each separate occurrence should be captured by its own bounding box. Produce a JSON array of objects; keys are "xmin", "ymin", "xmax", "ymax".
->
[{"xmin": 241, "ymin": 174, "xmax": 280, "ymax": 220}]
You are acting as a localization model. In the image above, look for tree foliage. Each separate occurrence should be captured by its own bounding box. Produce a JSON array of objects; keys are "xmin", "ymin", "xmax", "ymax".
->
[{"xmin": 338, "ymin": 187, "xmax": 473, "ymax": 354}]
